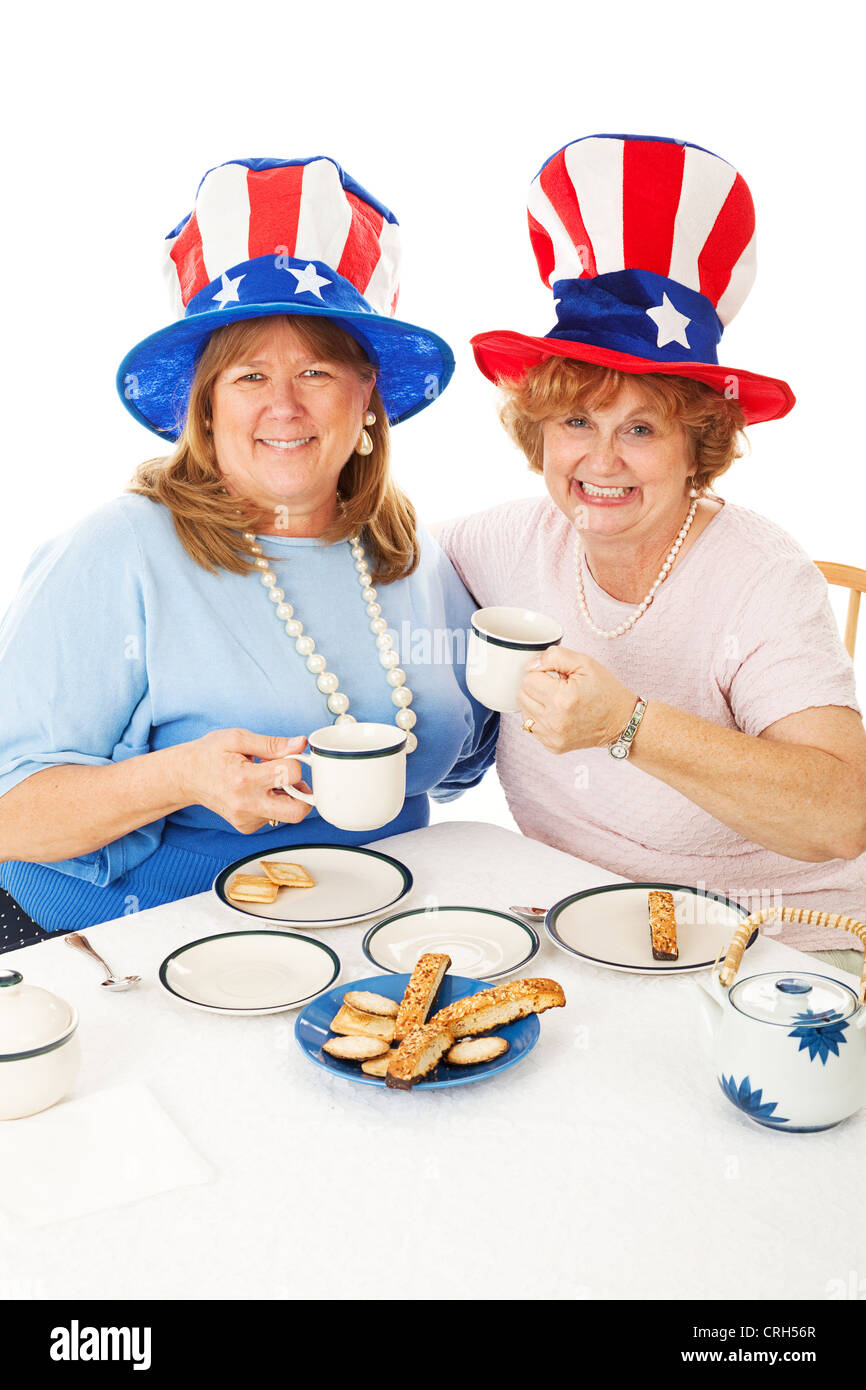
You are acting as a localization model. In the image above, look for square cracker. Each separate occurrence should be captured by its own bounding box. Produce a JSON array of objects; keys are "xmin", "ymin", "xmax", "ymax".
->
[
  {"xmin": 260, "ymin": 860, "xmax": 316, "ymax": 888},
  {"xmin": 227, "ymin": 874, "xmax": 279, "ymax": 903}
]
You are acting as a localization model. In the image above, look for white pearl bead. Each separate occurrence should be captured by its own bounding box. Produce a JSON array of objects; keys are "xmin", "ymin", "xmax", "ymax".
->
[
  {"xmin": 306, "ymin": 654, "xmax": 326, "ymax": 674},
  {"xmin": 404, "ymin": 731, "xmax": 418, "ymax": 754},
  {"xmin": 375, "ymin": 633, "xmax": 393, "ymax": 652},
  {"xmin": 255, "ymin": 557, "xmax": 269, "ymax": 570},
  {"xmin": 327, "ymin": 692, "xmax": 350, "ymax": 715},
  {"xmin": 395, "ymin": 707, "xmax": 416, "ymax": 730},
  {"xmin": 351, "ymin": 545, "xmax": 365, "ymax": 560},
  {"xmin": 362, "ymin": 587, "xmax": 377, "ymax": 603},
  {"xmin": 243, "ymin": 531, "xmax": 257, "ymax": 543},
  {"xmin": 268, "ymin": 587, "xmax": 284, "ymax": 603},
  {"xmin": 357, "ymin": 571, "xmax": 370, "ymax": 586},
  {"xmin": 386, "ymin": 668, "xmax": 406, "ymax": 688},
  {"xmin": 369, "ymin": 617, "xmax": 388, "ymax": 635},
  {"xmin": 662, "ymin": 561, "xmax": 672, "ymax": 573},
  {"xmin": 392, "ymin": 686, "xmax": 413, "ymax": 708},
  {"xmin": 249, "ymin": 544, "xmax": 263, "ymax": 556},
  {"xmin": 261, "ymin": 572, "xmax": 277, "ymax": 588},
  {"xmin": 366, "ymin": 603, "xmax": 381, "ymax": 618},
  {"xmin": 334, "ymin": 712, "xmax": 356, "ymax": 725},
  {"xmin": 275, "ymin": 602, "xmax": 294, "ymax": 620},
  {"xmin": 354, "ymin": 559, "xmax": 368, "ymax": 573},
  {"xmin": 296, "ymin": 636, "xmax": 315, "ymax": 656},
  {"xmin": 379, "ymin": 650, "xmax": 399, "ymax": 669},
  {"xmin": 317, "ymin": 672, "xmax": 339, "ymax": 695},
  {"xmin": 285, "ymin": 619, "xmax": 303, "ymax": 637}
]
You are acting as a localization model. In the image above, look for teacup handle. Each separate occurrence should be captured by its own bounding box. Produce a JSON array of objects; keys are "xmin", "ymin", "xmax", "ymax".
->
[
  {"xmin": 273, "ymin": 751, "xmax": 316, "ymax": 808},
  {"xmin": 718, "ymin": 907, "xmax": 866, "ymax": 1004}
]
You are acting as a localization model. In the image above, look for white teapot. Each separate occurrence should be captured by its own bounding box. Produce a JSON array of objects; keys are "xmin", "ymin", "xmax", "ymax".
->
[
  {"xmin": 0, "ymin": 967, "xmax": 80, "ymax": 1120},
  {"xmin": 700, "ymin": 908, "xmax": 866, "ymax": 1133}
]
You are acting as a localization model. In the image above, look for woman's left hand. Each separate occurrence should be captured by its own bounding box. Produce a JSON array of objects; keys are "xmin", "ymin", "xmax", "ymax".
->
[{"xmin": 517, "ymin": 646, "xmax": 638, "ymax": 754}]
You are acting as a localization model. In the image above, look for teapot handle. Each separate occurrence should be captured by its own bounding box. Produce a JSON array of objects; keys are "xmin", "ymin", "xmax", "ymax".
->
[{"xmin": 718, "ymin": 908, "xmax": 866, "ymax": 1004}]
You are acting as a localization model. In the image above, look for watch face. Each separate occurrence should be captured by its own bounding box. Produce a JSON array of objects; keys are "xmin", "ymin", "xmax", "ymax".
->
[{"xmin": 610, "ymin": 742, "xmax": 628, "ymax": 759}]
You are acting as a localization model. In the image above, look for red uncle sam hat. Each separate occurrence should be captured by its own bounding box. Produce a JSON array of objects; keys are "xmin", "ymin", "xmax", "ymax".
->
[
  {"xmin": 472, "ymin": 134, "xmax": 795, "ymax": 424},
  {"xmin": 117, "ymin": 157, "xmax": 454, "ymax": 439}
]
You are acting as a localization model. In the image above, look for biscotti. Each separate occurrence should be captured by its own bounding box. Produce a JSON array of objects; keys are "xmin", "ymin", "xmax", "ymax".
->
[
  {"xmin": 648, "ymin": 890, "xmax": 678, "ymax": 961},
  {"xmin": 394, "ymin": 952, "xmax": 451, "ymax": 1041},
  {"xmin": 432, "ymin": 977, "xmax": 566, "ymax": 1037},
  {"xmin": 385, "ymin": 1021, "xmax": 455, "ymax": 1089}
]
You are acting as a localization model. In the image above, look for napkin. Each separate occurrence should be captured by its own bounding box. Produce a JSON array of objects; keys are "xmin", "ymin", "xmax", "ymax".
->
[{"xmin": 0, "ymin": 1082, "xmax": 212, "ymax": 1227}]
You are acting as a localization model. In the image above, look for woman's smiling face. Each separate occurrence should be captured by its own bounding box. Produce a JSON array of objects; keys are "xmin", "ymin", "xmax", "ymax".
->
[
  {"xmin": 210, "ymin": 317, "xmax": 374, "ymax": 523},
  {"xmin": 541, "ymin": 378, "xmax": 694, "ymax": 543}
]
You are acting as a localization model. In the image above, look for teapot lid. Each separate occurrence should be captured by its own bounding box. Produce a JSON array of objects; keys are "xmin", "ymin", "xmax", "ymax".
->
[
  {"xmin": 730, "ymin": 971, "xmax": 860, "ymax": 1026},
  {"xmin": 0, "ymin": 968, "xmax": 76, "ymax": 1057}
]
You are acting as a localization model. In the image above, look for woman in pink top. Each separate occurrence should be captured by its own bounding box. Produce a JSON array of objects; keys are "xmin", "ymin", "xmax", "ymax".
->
[{"xmin": 439, "ymin": 134, "xmax": 866, "ymax": 955}]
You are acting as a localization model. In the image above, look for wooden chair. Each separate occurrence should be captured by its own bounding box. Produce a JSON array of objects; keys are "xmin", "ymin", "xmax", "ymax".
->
[{"xmin": 814, "ymin": 561, "xmax": 866, "ymax": 659}]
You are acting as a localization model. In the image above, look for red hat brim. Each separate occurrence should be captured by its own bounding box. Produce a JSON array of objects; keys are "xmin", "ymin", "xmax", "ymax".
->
[{"xmin": 471, "ymin": 330, "xmax": 795, "ymax": 425}]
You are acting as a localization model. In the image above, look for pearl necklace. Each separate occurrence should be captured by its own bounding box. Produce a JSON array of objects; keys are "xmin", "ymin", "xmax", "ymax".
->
[
  {"xmin": 244, "ymin": 530, "xmax": 417, "ymax": 752},
  {"xmin": 574, "ymin": 498, "xmax": 698, "ymax": 639}
]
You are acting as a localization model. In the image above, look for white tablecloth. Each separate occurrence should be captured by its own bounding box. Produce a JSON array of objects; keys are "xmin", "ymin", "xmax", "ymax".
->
[{"xmin": 0, "ymin": 821, "xmax": 862, "ymax": 1301}]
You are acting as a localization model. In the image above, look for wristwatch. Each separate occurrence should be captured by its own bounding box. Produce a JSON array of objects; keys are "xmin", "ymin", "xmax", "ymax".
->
[{"xmin": 608, "ymin": 697, "xmax": 648, "ymax": 760}]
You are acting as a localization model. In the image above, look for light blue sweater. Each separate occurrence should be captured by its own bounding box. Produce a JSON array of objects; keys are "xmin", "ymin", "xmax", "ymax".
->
[{"xmin": 0, "ymin": 495, "xmax": 498, "ymax": 929}]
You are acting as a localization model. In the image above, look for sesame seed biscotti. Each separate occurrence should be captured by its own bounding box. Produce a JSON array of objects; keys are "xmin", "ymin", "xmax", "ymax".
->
[
  {"xmin": 394, "ymin": 952, "xmax": 451, "ymax": 1041},
  {"xmin": 431, "ymin": 977, "xmax": 565, "ymax": 1038},
  {"xmin": 648, "ymin": 890, "xmax": 678, "ymax": 961},
  {"xmin": 385, "ymin": 1021, "xmax": 455, "ymax": 1089}
]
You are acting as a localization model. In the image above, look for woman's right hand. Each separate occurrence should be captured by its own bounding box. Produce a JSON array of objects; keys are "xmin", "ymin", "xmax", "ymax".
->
[{"xmin": 171, "ymin": 729, "xmax": 313, "ymax": 834}]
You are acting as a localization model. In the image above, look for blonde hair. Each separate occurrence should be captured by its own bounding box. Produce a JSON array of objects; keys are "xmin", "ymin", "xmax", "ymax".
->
[
  {"xmin": 127, "ymin": 315, "xmax": 420, "ymax": 585},
  {"xmin": 499, "ymin": 359, "xmax": 747, "ymax": 494}
]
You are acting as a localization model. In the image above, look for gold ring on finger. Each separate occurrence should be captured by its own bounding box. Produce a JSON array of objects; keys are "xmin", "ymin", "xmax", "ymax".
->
[{"xmin": 521, "ymin": 717, "xmax": 536, "ymax": 734}]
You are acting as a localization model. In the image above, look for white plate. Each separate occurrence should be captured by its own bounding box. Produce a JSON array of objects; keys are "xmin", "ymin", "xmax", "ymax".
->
[
  {"xmin": 213, "ymin": 843, "xmax": 413, "ymax": 927},
  {"xmin": 159, "ymin": 931, "xmax": 341, "ymax": 1014},
  {"xmin": 362, "ymin": 906, "xmax": 539, "ymax": 980},
  {"xmin": 546, "ymin": 882, "xmax": 755, "ymax": 974}
]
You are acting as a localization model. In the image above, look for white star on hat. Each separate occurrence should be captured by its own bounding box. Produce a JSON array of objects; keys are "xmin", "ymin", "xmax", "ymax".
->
[
  {"xmin": 212, "ymin": 272, "xmax": 245, "ymax": 309},
  {"xmin": 646, "ymin": 293, "xmax": 691, "ymax": 349},
  {"xmin": 287, "ymin": 262, "xmax": 332, "ymax": 299}
]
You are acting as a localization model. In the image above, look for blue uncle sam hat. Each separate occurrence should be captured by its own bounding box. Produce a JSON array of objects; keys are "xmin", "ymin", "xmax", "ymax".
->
[{"xmin": 117, "ymin": 156, "xmax": 455, "ymax": 438}]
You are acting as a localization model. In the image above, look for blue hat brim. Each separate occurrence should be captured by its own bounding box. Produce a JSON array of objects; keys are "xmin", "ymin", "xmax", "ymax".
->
[{"xmin": 116, "ymin": 303, "xmax": 455, "ymax": 440}]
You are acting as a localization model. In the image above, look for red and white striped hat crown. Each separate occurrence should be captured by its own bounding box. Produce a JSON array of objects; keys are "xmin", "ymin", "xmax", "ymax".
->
[
  {"xmin": 472, "ymin": 134, "xmax": 794, "ymax": 424},
  {"xmin": 117, "ymin": 157, "xmax": 454, "ymax": 439},
  {"xmin": 163, "ymin": 156, "xmax": 402, "ymax": 319}
]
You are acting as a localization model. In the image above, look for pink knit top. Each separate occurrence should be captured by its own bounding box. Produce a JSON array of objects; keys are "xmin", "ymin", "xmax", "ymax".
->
[{"xmin": 438, "ymin": 497, "xmax": 866, "ymax": 951}]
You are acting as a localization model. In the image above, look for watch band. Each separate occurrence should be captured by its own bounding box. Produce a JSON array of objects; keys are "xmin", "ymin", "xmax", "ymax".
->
[{"xmin": 608, "ymin": 697, "xmax": 647, "ymax": 760}]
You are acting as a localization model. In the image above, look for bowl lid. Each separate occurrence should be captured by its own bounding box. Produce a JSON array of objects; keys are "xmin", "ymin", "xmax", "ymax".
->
[
  {"xmin": 729, "ymin": 971, "xmax": 860, "ymax": 1025},
  {"xmin": 0, "ymin": 968, "xmax": 76, "ymax": 1056}
]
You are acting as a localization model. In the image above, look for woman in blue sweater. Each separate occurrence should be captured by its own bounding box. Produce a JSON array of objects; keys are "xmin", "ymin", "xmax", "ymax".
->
[{"xmin": 0, "ymin": 157, "xmax": 496, "ymax": 944}]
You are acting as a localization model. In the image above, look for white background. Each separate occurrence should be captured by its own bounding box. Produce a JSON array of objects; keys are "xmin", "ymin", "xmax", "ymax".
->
[{"xmin": 2, "ymin": 0, "xmax": 863, "ymax": 835}]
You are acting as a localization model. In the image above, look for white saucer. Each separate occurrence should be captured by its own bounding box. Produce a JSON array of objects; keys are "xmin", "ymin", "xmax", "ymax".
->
[
  {"xmin": 546, "ymin": 882, "xmax": 754, "ymax": 974},
  {"xmin": 159, "ymin": 931, "xmax": 341, "ymax": 1014},
  {"xmin": 213, "ymin": 843, "xmax": 413, "ymax": 927},
  {"xmin": 362, "ymin": 906, "xmax": 539, "ymax": 980}
]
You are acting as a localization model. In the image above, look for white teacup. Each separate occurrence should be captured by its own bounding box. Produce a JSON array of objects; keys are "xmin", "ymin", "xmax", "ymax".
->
[
  {"xmin": 277, "ymin": 722, "xmax": 407, "ymax": 832},
  {"xmin": 467, "ymin": 606, "xmax": 563, "ymax": 713}
]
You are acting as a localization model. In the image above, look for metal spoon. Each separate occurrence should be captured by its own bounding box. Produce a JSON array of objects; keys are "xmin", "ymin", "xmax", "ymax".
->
[
  {"xmin": 64, "ymin": 933, "xmax": 141, "ymax": 991},
  {"xmin": 509, "ymin": 905, "xmax": 549, "ymax": 925}
]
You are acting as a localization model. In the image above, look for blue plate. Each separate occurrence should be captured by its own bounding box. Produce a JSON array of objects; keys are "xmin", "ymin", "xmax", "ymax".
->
[{"xmin": 295, "ymin": 972, "xmax": 540, "ymax": 1089}]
